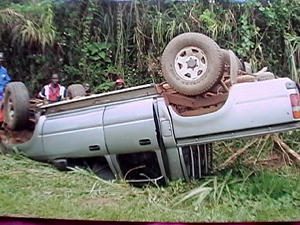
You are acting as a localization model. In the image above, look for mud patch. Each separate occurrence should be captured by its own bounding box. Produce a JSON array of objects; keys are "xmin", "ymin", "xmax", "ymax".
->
[{"xmin": 0, "ymin": 128, "xmax": 33, "ymax": 145}]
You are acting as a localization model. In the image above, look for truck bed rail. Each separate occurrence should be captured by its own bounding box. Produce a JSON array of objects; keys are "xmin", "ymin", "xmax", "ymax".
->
[{"xmin": 38, "ymin": 84, "xmax": 159, "ymax": 114}]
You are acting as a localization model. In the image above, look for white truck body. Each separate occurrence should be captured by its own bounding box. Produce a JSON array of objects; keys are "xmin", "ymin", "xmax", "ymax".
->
[{"xmin": 2, "ymin": 76, "xmax": 299, "ymax": 185}]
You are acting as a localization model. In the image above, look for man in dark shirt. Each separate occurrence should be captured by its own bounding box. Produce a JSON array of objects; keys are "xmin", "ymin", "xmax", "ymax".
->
[{"xmin": 38, "ymin": 74, "xmax": 66, "ymax": 103}]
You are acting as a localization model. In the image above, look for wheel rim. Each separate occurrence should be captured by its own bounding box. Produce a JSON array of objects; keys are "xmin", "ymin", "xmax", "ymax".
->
[
  {"xmin": 7, "ymin": 96, "xmax": 14, "ymax": 122},
  {"xmin": 174, "ymin": 46, "xmax": 208, "ymax": 81}
]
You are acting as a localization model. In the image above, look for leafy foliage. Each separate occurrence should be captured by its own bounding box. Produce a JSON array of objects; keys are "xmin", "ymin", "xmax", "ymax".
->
[
  {"xmin": 0, "ymin": 0, "xmax": 300, "ymax": 95},
  {"xmin": 0, "ymin": 1, "xmax": 55, "ymax": 49}
]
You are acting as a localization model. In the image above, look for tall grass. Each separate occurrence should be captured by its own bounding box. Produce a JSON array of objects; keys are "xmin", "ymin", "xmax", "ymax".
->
[
  {"xmin": 285, "ymin": 34, "xmax": 300, "ymax": 83},
  {"xmin": 1, "ymin": 131, "xmax": 300, "ymax": 221},
  {"xmin": 1, "ymin": 0, "xmax": 300, "ymax": 89}
]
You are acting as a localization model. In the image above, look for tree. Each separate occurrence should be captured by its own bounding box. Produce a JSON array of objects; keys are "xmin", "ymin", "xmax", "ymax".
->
[{"xmin": 0, "ymin": 0, "xmax": 55, "ymax": 51}]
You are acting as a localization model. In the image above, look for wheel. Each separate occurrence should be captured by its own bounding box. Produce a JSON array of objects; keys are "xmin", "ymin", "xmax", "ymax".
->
[
  {"xmin": 67, "ymin": 84, "xmax": 86, "ymax": 99},
  {"xmin": 221, "ymin": 49, "xmax": 244, "ymax": 71},
  {"xmin": 3, "ymin": 82, "xmax": 29, "ymax": 130},
  {"xmin": 161, "ymin": 32, "xmax": 225, "ymax": 95}
]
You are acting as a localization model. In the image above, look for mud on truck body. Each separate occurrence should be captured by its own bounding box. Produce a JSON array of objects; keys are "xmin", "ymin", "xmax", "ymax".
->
[{"xmin": 1, "ymin": 33, "xmax": 300, "ymax": 186}]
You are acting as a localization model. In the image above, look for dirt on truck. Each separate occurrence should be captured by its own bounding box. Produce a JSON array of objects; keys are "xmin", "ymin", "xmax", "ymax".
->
[{"xmin": 0, "ymin": 32, "xmax": 299, "ymax": 186}]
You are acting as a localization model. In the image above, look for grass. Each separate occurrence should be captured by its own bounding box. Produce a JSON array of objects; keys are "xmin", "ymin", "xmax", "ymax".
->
[{"xmin": 1, "ymin": 137, "xmax": 300, "ymax": 222}]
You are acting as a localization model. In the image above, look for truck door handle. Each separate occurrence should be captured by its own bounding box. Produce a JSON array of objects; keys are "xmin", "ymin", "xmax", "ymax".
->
[
  {"xmin": 89, "ymin": 145, "xmax": 100, "ymax": 151},
  {"xmin": 139, "ymin": 139, "xmax": 151, "ymax": 146}
]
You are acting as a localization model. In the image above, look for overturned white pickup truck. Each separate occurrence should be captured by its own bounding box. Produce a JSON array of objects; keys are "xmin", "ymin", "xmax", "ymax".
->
[{"xmin": 1, "ymin": 33, "xmax": 300, "ymax": 185}]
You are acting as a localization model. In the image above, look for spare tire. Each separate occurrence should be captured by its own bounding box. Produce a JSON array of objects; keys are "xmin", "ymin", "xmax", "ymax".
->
[
  {"xmin": 3, "ymin": 82, "xmax": 30, "ymax": 130},
  {"xmin": 161, "ymin": 33, "xmax": 224, "ymax": 95},
  {"xmin": 67, "ymin": 84, "xmax": 86, "ymax": 99}
]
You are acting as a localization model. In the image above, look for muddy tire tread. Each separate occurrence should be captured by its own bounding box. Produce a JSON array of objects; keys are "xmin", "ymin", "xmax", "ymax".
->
[
  {"xmin": 3, "ymin": 82, "xmax": 29, "ymax": 130},
  {"xmin": 161, "ymin": 33, "xmax": 224, "ymax": 95}
]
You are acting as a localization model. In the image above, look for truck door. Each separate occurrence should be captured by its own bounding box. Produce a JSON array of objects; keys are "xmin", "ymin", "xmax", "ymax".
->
[
  {"xmin": 42, "ymin": 106, "xmax": 108, "ymax": 159},
  {"xmin": 103, "ymin": 98, "xmax": 159, "ymax": 154}
]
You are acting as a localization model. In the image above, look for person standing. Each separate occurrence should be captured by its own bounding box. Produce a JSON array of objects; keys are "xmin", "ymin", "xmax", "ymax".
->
[
  {"xmin": 38, "ymin": 73, "xmax": 66, "ymax": 103},
  {"xmin": 0, "ymin": 53, "xmax": 11, "ymax": 101},
  {"xmin": 114, "ymin": 78, "xmax": 125, "ymax": 90},
  {"xmin": 84, "ymin": 83, "xmax": 91, "ymax": 94}
]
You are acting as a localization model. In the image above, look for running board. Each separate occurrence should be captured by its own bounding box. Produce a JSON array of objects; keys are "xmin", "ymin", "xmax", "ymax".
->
[{"xmin": 177, "ymin": 122, "xmax": 300, "ymax": 146}]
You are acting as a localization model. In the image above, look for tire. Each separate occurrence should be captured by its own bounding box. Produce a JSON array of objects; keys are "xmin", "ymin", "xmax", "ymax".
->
[
  {"xmin": 3, "ymin": 82, "xmax": 29, "ymax": 130},
  {"xmin": 221, "ymin": 49, "xmax": 243, "ymax": 71},
  {"xmin": 161, "ymin": 33, "xmax": 225, "ymax": 95},
  {"xmin": 67, "ymin": 84, "xmax": 86, "ymax": 99}
]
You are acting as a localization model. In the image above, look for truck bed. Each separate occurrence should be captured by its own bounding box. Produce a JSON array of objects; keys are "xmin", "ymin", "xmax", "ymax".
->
[{"xmin": 38, "ymin": 84, "xmax": 159, "ymax": 115}]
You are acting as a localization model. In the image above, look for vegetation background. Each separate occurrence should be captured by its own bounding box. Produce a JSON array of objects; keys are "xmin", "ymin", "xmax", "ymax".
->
[
  {"xmin": 0, "ymin": 0, "xmax": 300, "ymax": 95},
  {"xmin": 1, "ymin": 0, "xmax": 300, "ymax": 222}
]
